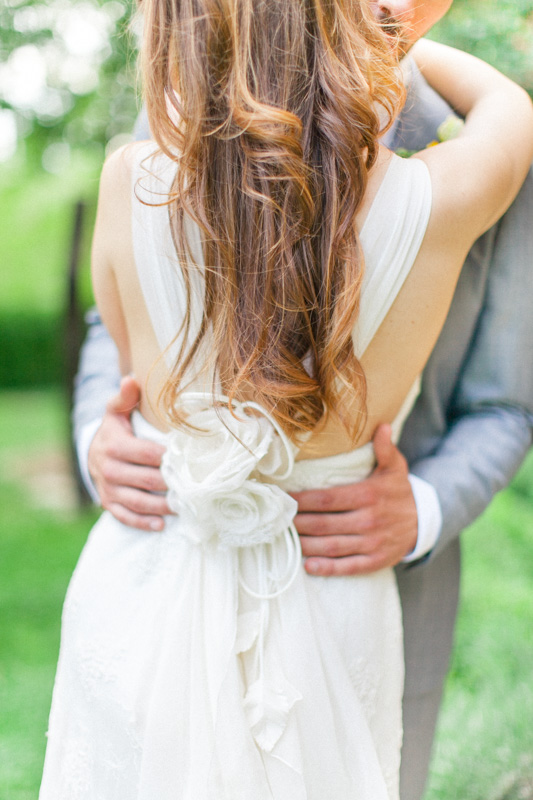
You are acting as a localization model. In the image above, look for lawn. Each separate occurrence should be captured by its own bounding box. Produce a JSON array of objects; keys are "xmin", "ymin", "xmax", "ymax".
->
[{"xmin": 0, "ymin": 391, "xmax": 532, "ymax": 799}]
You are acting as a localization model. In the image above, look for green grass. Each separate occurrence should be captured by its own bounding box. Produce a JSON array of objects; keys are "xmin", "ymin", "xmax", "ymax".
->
[
  {"xmin": 424, "ymin": 468, "xmax": 533, "ymax": 800},
  {"xmin": 0, "ymin": 485, "xmax": 97, "ymax": 798},
  {"xmin": 0, "ymin": 390, "xmax": 98, "ymax": 798},
  {"xmin": 0, "ymin": 390, "xmax": 532, "ymax": 798},
  {"xmin": 0, "ymin": 390, "xmax": 70, "ymax": 450}
]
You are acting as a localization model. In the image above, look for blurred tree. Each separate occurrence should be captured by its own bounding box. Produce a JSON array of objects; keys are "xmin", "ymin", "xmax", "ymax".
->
[
  {"xmin": 0, "ymin": 0, "xmax": 138, "ymax": 165},
  {"xmin": 1, "ymin": 0, "xmax": 532, "ymax": 165}
]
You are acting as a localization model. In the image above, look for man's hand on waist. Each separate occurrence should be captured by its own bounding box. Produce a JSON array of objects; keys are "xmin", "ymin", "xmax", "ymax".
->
[
  {"xmin": 87, "ymin": 376, "xmax": 171, "ymax": 531},
  {"xmin": 292, "ymin": 425, "xmax": 427, "ymax": 576}
]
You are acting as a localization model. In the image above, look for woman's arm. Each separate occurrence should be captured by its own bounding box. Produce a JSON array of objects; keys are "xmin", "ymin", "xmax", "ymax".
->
[{"xmin": 411, "ymin": 39, "xmax": 533, "ymax": 243}]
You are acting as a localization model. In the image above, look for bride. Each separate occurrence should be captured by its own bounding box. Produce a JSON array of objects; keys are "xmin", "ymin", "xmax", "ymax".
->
[{"xmin": 40, "ymin": 0, "xmax": 533, "ymax": 796}]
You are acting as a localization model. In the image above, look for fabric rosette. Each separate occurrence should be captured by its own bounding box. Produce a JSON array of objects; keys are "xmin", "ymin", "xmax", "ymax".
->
[
  {"xmin": 160, "ymin": 395, "xmax": 297, "ymax": 548},
  {"xmin": 160, "ymin": 394, "xmax": 304, "ymax": 758}
]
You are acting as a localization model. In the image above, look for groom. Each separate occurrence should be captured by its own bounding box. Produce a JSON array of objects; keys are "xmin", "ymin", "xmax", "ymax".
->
[{"xmin": 73, "ymin": 2, "xmax": 533, "ymax": 798}]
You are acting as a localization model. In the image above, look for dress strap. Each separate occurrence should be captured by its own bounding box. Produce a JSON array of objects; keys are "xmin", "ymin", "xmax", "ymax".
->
[{"xmin": 130, "ymin": 143, "xmax": 205, "ymax": 367}]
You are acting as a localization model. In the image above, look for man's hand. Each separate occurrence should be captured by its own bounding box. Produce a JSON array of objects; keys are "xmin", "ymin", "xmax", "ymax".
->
[
  {"xmin": 88, "ymin": 376, "xmax": 171, "ymax": 531},
  {"xmin": 293, "ymin": 425, "xmax": 418, "ymax": 576}
]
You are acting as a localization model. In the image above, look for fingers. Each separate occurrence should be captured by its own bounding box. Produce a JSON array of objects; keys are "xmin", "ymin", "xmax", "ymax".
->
[
  {"xmin": 295, "ymin": 508, "xmax": 376, "ymax": 536},
  {"xmin": 304, "ymin": 554, "xmax": 383, "ymax": 577},
  {"xmin": 95, "ymin": 453, "xmax": 171, "ymax": 531},
  {"xmin": 99, "ymin": 476, "xmax": 171, "ymax": 532},
  {"xmin": 300, "ymin": 532, "xmax": 375, "ymax": 558},
  {"xmin": 104, "ymin": 485, "xmax": 171, "ymax": 517},
  {"xmin": 106, "ymin": 375, "xmax": 142, "ymax": 416},
  {"xmin": 292, "ymin": 482, "xmax": 378, "ymax": 513},
  {"xmin": 88, "ymin": 402, "xmax": 172, "ymax": 532},
  {"xmin": 105, "ymin": 501, "xmax": 169, "ymax": 532},
  {"xmin": 104, "ymin": 438, "xmax": 167, "ymax": 472},
  {"xmin": 101, "ymin": 461, "xmax": 168, "ymax": 495}
]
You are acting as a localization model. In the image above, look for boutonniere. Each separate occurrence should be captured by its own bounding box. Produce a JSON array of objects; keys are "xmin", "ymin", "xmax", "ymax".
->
[{"xmin": 396, "ymin": 114, "xmax": 465, "ymax": 158}]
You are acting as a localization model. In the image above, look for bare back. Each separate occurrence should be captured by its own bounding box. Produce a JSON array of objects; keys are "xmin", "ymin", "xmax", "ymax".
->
[{"xmin": 92, "ymin": 141, "xmax": 468, "ymax": 459}]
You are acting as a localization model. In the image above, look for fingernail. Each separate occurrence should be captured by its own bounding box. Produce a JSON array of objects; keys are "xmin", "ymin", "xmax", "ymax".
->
[
  {"xmin": 150, "ymin": 520, "xmax": 164, "ymax": 532},
  {"xmin": 305, "ymin": 560, "xmax": 320, "ymax": 574}
]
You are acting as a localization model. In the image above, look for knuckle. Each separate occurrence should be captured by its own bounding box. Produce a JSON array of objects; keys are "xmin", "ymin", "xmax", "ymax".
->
[
  {"xmin": 336, "ymin": 558, "xmax": 361, "ymax": 577},
  {"xmin": 355, "ymin": 536, "xmax": 372, "ymax": 556},
  {"xmin": 143, "ymin": 447, "xmax": 163, "ymax": 468},
  {"xmin": 396, "ymin": 450, "xmax": 408, "ymax": 471},
  {"xmin": 366, "ymin": 554, "xmax": 383, "ymax": 572},
  {"xmin": 360, "ymin": 507, "xmax": 379, "ymax": 531},
  {"xmin": 296, "ymin": 514, "xmax": 320, "ymax": 535},
  {"xmin": 106, "ymin": 442, "xmax": 123, "ymax": 461},
  {"xmin": 100, "ymin": 495, "xmax": 111, "ymax": 510},
  {"xmin": 143, "ymin": 471, "xmax": 163, "ymax": 492},
  {"xmin": 313, "ymin": 491, "xmax": 334, "ymax": 512},
  {"xmin": 322, "ymin": 536, "xmax": 341, "ymax": 558},
  {"xmin": 128, "ymin": 495, "xmax": 149, "ymax": 515},
  {"xmin": 100, "ymin": 463, "xmax": 116, "ymax": 483},
  {"xmin": 107, "ymin": 503, "xmax": 127, "ymax": 526},
  {"xmin": 316, "ymin": 516, "xmax": 335, "ymax": 536},
  {"xmin": 359, "ymin": 484, "xmax": 378, "ymax": 507}
]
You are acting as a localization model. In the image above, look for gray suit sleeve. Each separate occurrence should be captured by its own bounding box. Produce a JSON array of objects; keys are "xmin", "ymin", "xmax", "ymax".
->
[
  {"xmin": 72, "ymin": 310, "xmax": 121, "ymax": 451},
  {"xmin": 410, "ymin": 166, "xmax": 533, "ymax": 555},
  {"xmin": 410, "ymin": 410, "xmax": 531, "ymax": 557},
  {"xmin": 389, "ymin": 60, "xmax": 455, "ymax": 151}
]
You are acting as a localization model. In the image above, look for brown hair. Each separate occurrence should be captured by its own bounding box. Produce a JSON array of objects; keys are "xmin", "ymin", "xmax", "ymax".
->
[{"xmin": 141, "ymin": 0, "xmax": 403, "ymax": 441}]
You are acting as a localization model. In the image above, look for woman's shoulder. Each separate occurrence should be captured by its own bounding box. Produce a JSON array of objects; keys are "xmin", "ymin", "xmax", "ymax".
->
[
  {"xmin": 99, "ymin": 141, "xmax": 162, "ymax": 194},
  {"xmin": 93, "ymin": 143, "xmax": 157, "ymax": 276}
]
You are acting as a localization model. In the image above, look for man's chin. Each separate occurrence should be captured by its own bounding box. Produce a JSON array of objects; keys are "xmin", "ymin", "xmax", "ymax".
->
[{"xmin": 379, "ymin": 23, "xmax": 415, "ymax": 60}]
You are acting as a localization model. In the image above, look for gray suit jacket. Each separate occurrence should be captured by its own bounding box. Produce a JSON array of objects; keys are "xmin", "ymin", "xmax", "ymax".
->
[
  {"xmin": 73, "ymin": 66, "xmax": 533, "ymax": 699},
  {"xmin": 390, "ymin": 64, "xmax": 533, "ymax": 696}
]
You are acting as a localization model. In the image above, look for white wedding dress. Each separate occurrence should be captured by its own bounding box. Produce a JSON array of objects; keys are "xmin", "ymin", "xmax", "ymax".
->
[{"xmin": 40, "ymin": 145, "xmax": 431, "ymax": 800}]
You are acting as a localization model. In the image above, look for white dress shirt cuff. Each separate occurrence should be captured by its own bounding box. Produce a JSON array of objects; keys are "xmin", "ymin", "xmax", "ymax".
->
[
  {"xmin": 76, "ymin": 418, "xmax": 103, "ymax": 505},
  {"xmin": 402, "ymin": 474, "xmax": 442, "ymax": 563}
]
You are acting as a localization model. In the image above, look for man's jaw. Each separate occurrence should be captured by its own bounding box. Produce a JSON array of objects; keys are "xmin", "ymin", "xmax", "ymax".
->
[{"xmin": 378, "ymin": 15, "xmax": 416, "ymax": 58}]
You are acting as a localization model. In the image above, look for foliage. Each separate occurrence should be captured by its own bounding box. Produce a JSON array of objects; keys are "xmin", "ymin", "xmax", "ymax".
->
[
  {"xmin": 430, "ymin": 0, "xmax": 533, "ymax": 94},
  {"xmin": 0, "ymin": 0, "xmax": 138, "ymax": 164},
  {"xmin": 0, "ymin": 152, "xmax": 99, "ymax": 387},
  {"xmin": 1, "ymin": 0, "xmax": 533, "ymax": 168}
]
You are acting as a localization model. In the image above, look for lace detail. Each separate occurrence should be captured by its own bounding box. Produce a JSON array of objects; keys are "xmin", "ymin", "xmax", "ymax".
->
[
  {"xmin": 76, "ymin": 639, "xmax": 127, "ymax": 698},
  {"xmin": 58, "ymin": 737, "xmax": 92, "ymax": 800},
  {"xmin": 349, "ymin": 656, "xmax": 379, "ymax": 721}
]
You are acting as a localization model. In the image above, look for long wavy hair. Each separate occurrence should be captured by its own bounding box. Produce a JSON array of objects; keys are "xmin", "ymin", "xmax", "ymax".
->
[{"xmin": 140, "ymin": 0, "xmax": 404, "ymax": 441}]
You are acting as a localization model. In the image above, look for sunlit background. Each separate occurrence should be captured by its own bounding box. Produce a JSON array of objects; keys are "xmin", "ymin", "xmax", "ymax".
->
[{"xmin": 1, "ymin": 1, "xmax": 533, "ymax": 798}]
